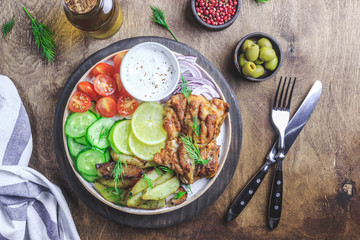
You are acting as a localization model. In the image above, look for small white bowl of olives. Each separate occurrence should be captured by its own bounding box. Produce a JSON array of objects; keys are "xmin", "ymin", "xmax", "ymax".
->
[{"xmin": 234, "ymin": 32, "xmax": 283, "ymax": 82}]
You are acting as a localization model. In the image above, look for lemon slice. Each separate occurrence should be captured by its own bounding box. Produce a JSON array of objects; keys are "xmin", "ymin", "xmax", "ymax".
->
[
  {"xmin": 128, "ymin": 131, "xmax": 165, "ymax": 160},
  {"xmin": 131, "ymin": 102, "xmax": 167, "ymax": 145},
  {"xmin": 109, "ymin": 120, "xmax": 132, "ymax": 155}
]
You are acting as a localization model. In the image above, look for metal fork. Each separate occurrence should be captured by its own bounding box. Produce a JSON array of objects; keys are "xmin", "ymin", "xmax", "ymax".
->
[
  {"xmin": 268, "ymin": 77, "xmax": 296, "ymax": 229},
  {"xmin": 225, "ymin": 77, "xmax": 296, "ymax": 222}
]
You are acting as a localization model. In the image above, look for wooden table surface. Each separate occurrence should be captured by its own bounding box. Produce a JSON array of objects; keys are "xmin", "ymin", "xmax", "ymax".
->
[{"xmin": 1, "ymin": 0, "xmax": 360, "ymax": 239}]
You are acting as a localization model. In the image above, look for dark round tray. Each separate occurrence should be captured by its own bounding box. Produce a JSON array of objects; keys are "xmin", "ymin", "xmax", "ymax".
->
[{"xmin": 53, "ymin": 36, "xmax": 242, "ymax": 228}]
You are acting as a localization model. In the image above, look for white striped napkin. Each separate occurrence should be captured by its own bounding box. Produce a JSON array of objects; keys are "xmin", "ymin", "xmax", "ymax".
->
[{"xmin": 0, "ymin": 75, "xmax": 80, "ymax": 240}]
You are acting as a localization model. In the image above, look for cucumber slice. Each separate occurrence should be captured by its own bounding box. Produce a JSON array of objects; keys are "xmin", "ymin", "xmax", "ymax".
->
[
  {"xmin": 67, "ymin": 136, "xmax": 88, "ymax": 157},
  {"xmin": 86, "ymin": 118, "xmax": 115, "ymax": 149},
  {"xmin": 76, "ymin": 149, "xmax": 106, "ymax": 176},
  {"xmin": 65, "ymin": 111, "xmax": 98, "ymax": 138},
  {"xmin": 104, "ymin": 148, "xmax": 110, "ymax": 162},
  {"xmin": 80, "ymin": 172, "xmax": 99, "ymax": 182},
  {"xmin": 74, "ymin": 136, "xmax": 89, "ymax": 146}
]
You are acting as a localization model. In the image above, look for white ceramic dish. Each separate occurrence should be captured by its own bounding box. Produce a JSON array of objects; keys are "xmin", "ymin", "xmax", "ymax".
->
[
  {"xmin": 62, "ymin": 49, "xmax": 231, "ymax": 215},
  {"xmin": 120, "ymin": 42, "xmax": 180, "ymax": 102}
]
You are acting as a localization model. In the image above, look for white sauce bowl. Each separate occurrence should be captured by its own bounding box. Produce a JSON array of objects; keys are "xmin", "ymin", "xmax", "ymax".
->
[{"xmin": 120, "ymin": 42, "xmax": 180, "ymax": 102}]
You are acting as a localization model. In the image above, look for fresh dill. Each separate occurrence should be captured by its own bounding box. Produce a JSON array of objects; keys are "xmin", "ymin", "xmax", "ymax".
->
[
  {"xmin": 23, "ymin": 6, "xmax": 56, "ymax": 62},
  {"xmin": 180, "ymin": 134, "xmax": 211, "ymax": 165},
  {"xmin": 2, "ymin": 17, "xmax": 15, "ymax": 39},
  {"xmin": 186, "ymin": 184, "xmax": 193, "ymax": 194},
  {"xmin": 111, "ymin": 159, "xmax": 127, "ymax": 196},
  {"xmin": 186, "ymin": 116, "xmax": 200, "ymax": 137},
  {"xmin": 98, "ymin": 126, "xmax": 109, "ymax": 139},
  {"xmin": 256, "ymin": 0, "xmax": 270, "ymax": 4},
  {"xmin": 181, "ymin": 73, "xmax": 192, "ymax": 104},
  {"xmin": 150, "ymin": 5, "xmax": 178, "ymax": 42},
  {"xmin": 159, "ymin": 166, "xmax": 174, "ymax": 173},
  {"xmin": 105, "ymin": 187, "xmax": 123, "ymax": 200},
  {"xmin": 143, "ymin": 174, "xmax": 153, "ymax": 189},
  {"xmin": 150, "ymin": 162, "xmax": 162, "ymax": 175},
  {"xmin": 174, "ymin": 191, "xmax": 186, "ymax": 199}
]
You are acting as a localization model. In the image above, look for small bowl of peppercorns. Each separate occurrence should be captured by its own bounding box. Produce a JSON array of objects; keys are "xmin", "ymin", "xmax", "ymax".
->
[{"xmin": 191, "ymin": 0, "xmax": 240, "ymax": 31}]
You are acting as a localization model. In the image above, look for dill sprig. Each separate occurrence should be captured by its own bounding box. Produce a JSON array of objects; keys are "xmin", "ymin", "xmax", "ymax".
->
[
  {"xmin": 2, "ymin": 17, "xmax": 15, "ymax": 39},
  {"xmin": 23, "ymin": 6, "xmax": 55, "ymax": 62},
  {"xmin": 150, "ymin": 5, "xmax": 178, "ymax": 42},
  {"xmin": 256, "ymin": 0, "xmax": 270, "ymax": 4},
  {"xmin": 150, "ymin": 162, "xmax": 162, "ymax": 175},
  {"xmin": 180, "ymin": 134, "xmax": 211, "ymax": 165},
  {"xmin": 143, "ymin": 174, "xmax": 153, "ymax": 189},
  {"xmin": 186, "ymin": 184, "xmax": 193, "ymax": 194},
  {"xmin": 112, "ymin": 159, "xmax": 127, "ymax": 196},
  {"xmin": 181, "ymin": 73, "xmax": 192, "ymax": 104},
  {"xmin": 159, "ymin": 166, "xmax": 174, "ymax": 173},
  {"xmin": 187, "ymin": 116, "xmax": 200, "ymax": 137},
  {"xmin": 99, "ymin": 126, "xmax": 109, "ymax": 139},
  {"xmin": 174, "ymin": 191, "xmax": 186, "ymax": 199}
]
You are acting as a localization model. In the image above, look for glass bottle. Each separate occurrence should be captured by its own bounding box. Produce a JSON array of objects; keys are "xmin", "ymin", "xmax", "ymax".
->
[{"xmin": 63, "ymin": 0, "xmax": 123, "ymax": 39}]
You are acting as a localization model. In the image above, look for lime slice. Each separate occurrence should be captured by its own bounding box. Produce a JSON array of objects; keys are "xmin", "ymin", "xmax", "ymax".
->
[
  {"xmin": 131, "ymin": 102, "xmax": 167, "ymax": 145},
  {"xmin": 128, "ymin": 131, "xmax": 165, "ymax": 160},
  {"xmin": 109, "ymin": 120, "xmax": 132, "ymax": 155}
]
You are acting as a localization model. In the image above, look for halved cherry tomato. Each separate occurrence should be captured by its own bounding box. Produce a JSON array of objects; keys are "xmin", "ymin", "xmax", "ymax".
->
[
  {"xmin": 96, "ymin": 97, "xmax": 117, "ymax": 118},
  {"xmin": 77, "ymin": 81, "xmax": 98, "ymax": 101},
  {"xmin": 113, "ymin": 73, "xmax": 123, "ymax": 93},
  {"xmin": 92, "ymin": 63, "xmax": 115, "ymax": 77},
  {"xmin": 113, "ymin": 51, "xmax": 127, "ymax": 73},
  {"xmin": 117, "ymin": 95, "xmax": 139, "ymax": 116},
  {"xmin": 93, "ymin": 74, "xmax": 117, "ymax": 97},
  {"xmin": 69, "ymin": 91, "xmax": 91, "ymax": 113}
]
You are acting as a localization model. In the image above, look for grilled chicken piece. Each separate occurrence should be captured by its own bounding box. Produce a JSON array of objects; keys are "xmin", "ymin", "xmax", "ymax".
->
[
  {"xmin": 170, "ymin": 186, "xmax": 188, "ymax": 206},
  {"xmin": 95, "ymin": 162, "xmax": 143, "ymax": 179},
  {"xmin": 154, "ymin": 93, "xmax": 229, "ymax": 184}
]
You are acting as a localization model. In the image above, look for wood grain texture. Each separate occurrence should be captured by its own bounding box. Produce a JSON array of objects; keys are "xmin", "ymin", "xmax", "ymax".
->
[{"xmin": 1, "ymin": 0, "xmax": 360, "ymax": 239}]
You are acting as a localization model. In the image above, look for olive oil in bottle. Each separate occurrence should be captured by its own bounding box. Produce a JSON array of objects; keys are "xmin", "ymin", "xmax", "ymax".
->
[{"xmin": 63, "ymin": 0, "xmax": 123, "ymax": 39}]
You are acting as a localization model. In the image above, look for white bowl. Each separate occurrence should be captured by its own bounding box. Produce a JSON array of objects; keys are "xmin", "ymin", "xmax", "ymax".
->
[{"xmin": 120, "ymin": 42, "xmax": 180, "ymax": 102}]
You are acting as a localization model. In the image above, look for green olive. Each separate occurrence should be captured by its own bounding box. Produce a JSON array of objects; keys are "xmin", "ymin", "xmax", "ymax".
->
[
  {"xmin": 241, "ymin": 39, "xmax": 254, "ymax": 53},
  {"xmin": 265, "ymin": 56, "xmax": 279, "ymax": 71},
  {"xmin": 251, "ymin": 65, "xmax": 265, "ymax": 78},
  {"xmin": 257, "ymin": 38, "xmax": 272, "ymax": 48},
  {"xmin": 238, "ymin": 54, "xmax": 248, "ymax": 67},
  {"xmin": 242, "ymin": 62, "xmax": 256, "ymax": 76},
  {"xmin": 259, "ymin": 47, "xmax": 276, "ymax": 62},
  {"xmin": 254, "ymin": 59, "xmax": 264, "ymax": 65},
  {"xmin": 245, "ymin": 43, "xmax": 260, "ymax": 62}
]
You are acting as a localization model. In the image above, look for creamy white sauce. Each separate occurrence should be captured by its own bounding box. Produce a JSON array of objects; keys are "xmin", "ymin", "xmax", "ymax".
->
[{"xmin": 121, "ymin": 43, "xmax": 179, "ymax": 101}]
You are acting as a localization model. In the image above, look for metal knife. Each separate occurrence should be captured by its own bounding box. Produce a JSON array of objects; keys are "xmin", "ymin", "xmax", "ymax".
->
[
  {"xmin": 225, "ymin": 80, "xmax": 322, "ymax": 223},
  {"xmin": 267, "ymin": 80, "xmax": 322, "ymax": 229}
]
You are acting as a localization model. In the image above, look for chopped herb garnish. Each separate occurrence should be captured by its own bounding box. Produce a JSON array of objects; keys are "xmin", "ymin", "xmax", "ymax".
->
[
  {"xmin": 174, "ymin": 191, "xmax": 186, "ymax": 199},
  {"xmin": 187, "ymin": 116, "xmax": 200, "ymax": 137},
  {"xmin": 159, "ymin": 166, "xmax": 174, "ymax": 173},
  {"xmin": 181, "ymin": 73, "xmax": 192, "ymax": 104},
  {"xmin": 150, "ymin": 5, "xmax": 178, "ymax": 41},
  {"xmin": 2, "ymin": 17, "xmax": 15, "ymax": 39},
  {"xmin": 150, "ymin": 162, "xmax": 162, "ymax": 175},
  {"xmin": 99, "ymin": 126, "xmax": 109, "ymax": 139},
  {"xmin": 111, "ymin": 158, "xmax": 127, "ymax": 196},
  {"xmin": 255, "ymin": 0, "xmax": 270, "ymax": 4},
  {"xmin": 186, "ymin": 184, "xmax": 193, "ymax": 194},
  {"xmin": 180, "ymin": 134, "xmax": 211, "ymax": 165},
  {"xmin": 143, "ymin": 174, "xmax": 153, "ymax": 189}
]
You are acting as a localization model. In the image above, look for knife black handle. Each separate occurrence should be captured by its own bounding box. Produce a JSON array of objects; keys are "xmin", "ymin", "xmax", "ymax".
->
[
  {"xmin": 268, "ymin": 160, "xmax": 283, "ymax": 229},
  {"xmin": 225, "ymin": 162, "xmax": 271, "ymax": 222}
]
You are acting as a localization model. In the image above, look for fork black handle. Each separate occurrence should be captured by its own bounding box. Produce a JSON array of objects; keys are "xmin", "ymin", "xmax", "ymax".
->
[
  {"xmin": 225, "ymin": 162, "xmax": 272, "ymax": 222},
  {"xmin": 268, "ymin": 160, "xmax": 283, "ymax": 229}
]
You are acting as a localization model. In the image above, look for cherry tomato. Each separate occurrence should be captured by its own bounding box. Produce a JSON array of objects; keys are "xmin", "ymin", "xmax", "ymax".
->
[
  {"xmin": 92, "ymin": 63, "xmax": 115, "ymax": 77},
  {"xmin": 93, "ymin": 74, "xmax": 117, "ymax": 97},
  {"xmin": 117, "ymin": 95, "xmax": 139, "ymax": 116},
  {"xmin": 69, "ymin": 91, "xmax": 91, "ymax": 113},
  {"xmin": 77, "ymin": 81, "xmax": 98, "ymax": 101},
  {"xmin": 113, "ymin": 51, "xmax": 127, "ymax": 73},
  {"xmin": 96, "ymin": 97, "xmax": 117, "ymax": 118},
  {"xmin": 113, "ymin": 73, "xmax": 123, "ymax": 93}
]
